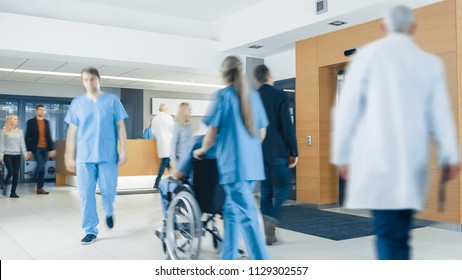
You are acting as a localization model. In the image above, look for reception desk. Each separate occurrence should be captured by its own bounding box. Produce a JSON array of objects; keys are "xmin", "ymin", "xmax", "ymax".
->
[{"xmin": 55, "ymin": 139, "xmax": 163, "ymax": 186}]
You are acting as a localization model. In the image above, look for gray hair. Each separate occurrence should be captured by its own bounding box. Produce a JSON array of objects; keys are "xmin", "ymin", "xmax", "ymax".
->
[{"xmin": 383, "ymin": 5, "xmax": 415, "ymax": 33}]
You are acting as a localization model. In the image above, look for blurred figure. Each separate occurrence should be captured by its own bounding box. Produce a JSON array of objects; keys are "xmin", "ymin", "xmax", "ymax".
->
[
  {"xmin": 65, "ymin": 67, "xmax": 128, "ymax": 245},
  {"xmin": 0, "ymin": 115, "xmax": 30, "ymax": 198},
  {"xmin": 170, "ymin": 102, "xmax": 192, "ymax": 170},
  {"xmin": 194, "ymin": 55, "xmax": 269, "ymax": 260},
  {"xmin": 254, "ymin": 64, "xmax": 298, "ymax": 245},
  {"xmin": 331, "ymin": 5, "xmax": 459, "ymax": 260},
  {"xmin": 151, "ymin": 104, "xmax": 174, "ymax": 189},
  {"xmin": 25, "ymin": 104, "xmax": 56, "ymax": 195},
  {"xmin": 143, "ymin": 118, "xmax": 156, "ymax": 140}
]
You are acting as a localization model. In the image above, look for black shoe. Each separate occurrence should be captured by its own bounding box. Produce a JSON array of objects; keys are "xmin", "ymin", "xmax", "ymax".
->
[
  {"xmin": 106, "ymin": 215, "xmax": 114, "ymax": 229},
  {"xmin": 81, "ymin": 234, "xmax": 97, "ymax": 245},
  {"xmin": 10, "ymin": 193, "xmax": 19, "ymax": 198}
]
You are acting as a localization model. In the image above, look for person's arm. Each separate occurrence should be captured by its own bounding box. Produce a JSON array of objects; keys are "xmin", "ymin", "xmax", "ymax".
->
[
  {"xmin": 429, "ymin": 60, "xmax": 460, "ymax": 181},
  {"xmin": 46, "ymin": 120, "xmax": 56, "ymax": 158},
  {"xmin": 117, "ymin": 120, "xmax": 128, "ymax": 165},
  {"xmin": 0, "ymin": 131, "xmax": 4, "ymax": 163},
  {"xmin": 170, "ymin": 123, "xmax": 179, "ymax": 166},
  {"xmin": 260, "ymin": 127, "xmax": 266, "ymax": 141},
  {"xmin": 64, "ymin": 124, "xmax": 77, "ymax": 172},
  {"xmin": 193, "ymin": 127, "xmax": 217, "ymax": 159},
  {"xmin": 20, "ymin": 129, "xmax": 29, "ymax": 160},
  {"xmin": 279, "ymin": 93, "xmax": 298, "ymax": 168}
]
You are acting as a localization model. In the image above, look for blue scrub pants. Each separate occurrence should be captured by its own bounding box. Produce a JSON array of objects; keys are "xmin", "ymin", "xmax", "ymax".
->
[
  {"xmin": 222, "ymin": 181, "xmax": 269, "ymax": 260},
  {"xmin": 77, "ymin": 162, "xmax": 118, "ymax": 236},
  {"xmin": 260, "ymin": 157, "xmax": 290, "ymax": 220},
  {"xmin": 371, "ymin": 209, "xmax": 414, "ymax": 260}
]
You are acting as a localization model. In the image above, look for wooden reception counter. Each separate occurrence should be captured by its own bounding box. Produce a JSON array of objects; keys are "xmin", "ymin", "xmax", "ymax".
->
[{"xmin": 55, "ymin": 139, "xmax": 161, "ymax": 186}]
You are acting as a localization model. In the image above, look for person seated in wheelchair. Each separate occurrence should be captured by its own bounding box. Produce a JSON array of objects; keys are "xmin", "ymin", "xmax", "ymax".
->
[{"xmin": 156, "ymin": 134, "xmax": 217, "ymax": 237}]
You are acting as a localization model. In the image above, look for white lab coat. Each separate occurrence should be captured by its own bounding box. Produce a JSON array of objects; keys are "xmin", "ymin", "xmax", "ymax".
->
[
  {"xmin": 331, "ymin": 33, "xmax": 459, "ymax": 211},
  {"xmin": 151, "ymin": 111, "xmax": 174, "ymax": 158}
]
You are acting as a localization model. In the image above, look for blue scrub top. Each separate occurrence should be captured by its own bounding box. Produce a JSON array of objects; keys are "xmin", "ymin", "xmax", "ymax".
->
[
  {"xmin": 176, "ymin": 135, "xmax": 216, "ymax": 177},
  {"xmin": 203, "ymin": 86, "xmax": 268, "ymax": 184},
  {"xmin": 64, "ymin": 93, "xmax": 128, "ymax": 163}
]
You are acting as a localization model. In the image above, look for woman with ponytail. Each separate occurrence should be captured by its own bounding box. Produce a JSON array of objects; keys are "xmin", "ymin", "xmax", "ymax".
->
[{"xmin": 194, "ymin": 56, "xmax": 269, "ymax": 260}]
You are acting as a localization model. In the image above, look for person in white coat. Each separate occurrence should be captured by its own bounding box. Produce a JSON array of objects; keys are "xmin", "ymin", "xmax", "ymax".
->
[
  {"xmin": 151, "ymin": 104, "xmax": 174, "ymax": 189},
  {"xmin": 331, "ymin": 5, "xmax": 459, "ymax": 260}
]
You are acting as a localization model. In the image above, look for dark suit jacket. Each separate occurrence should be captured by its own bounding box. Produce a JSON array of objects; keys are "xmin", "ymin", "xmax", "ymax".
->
[
  {"xmin": 257, "ymin": 84, "xmax": 298, "ymax": 161},
  {"xmin": 25, "ymin": 117, "xmax": 55, "ymax": 152}
]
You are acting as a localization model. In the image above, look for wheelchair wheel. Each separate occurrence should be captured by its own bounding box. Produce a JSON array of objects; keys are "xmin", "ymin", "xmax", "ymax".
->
[{"xmin": 165, "ymin": 191, "xmax": 202, "ymax": 260}]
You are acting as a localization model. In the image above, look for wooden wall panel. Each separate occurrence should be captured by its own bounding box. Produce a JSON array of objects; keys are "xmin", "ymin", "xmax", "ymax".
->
[
  {"xmin": 456, "ymin": 0, "xmax": 462, "ymax": 224},
  {"xmin": 296, "ymin": 38, "xmax": 320, "ymax": 203}
]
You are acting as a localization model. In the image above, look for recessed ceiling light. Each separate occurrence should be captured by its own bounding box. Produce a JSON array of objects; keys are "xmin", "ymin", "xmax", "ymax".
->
[
  {"xmin": 328, "ymin": 20, "xmax": 347, "ymax": 26},
  {"xmin": 248, "ymin": 45, "xmax": 263, "ymax": 49}
]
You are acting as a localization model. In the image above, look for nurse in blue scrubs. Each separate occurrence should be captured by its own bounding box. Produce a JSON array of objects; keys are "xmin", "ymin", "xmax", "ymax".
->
[
  {"xmin": 64, "ymin": 67, "xmax": 128, "ymax": 245},
  {"xmin": 194, "ymin": 56, "xmax": 269, "ymax": 260}
]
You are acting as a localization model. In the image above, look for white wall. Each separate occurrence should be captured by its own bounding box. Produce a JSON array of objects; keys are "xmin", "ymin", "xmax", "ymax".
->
[
  {"xmin": 264, "ymin": 49, "xmax": 296, "ymax": 81},
  {"xmin": 0, "ymin": 80, "xmax": 120, "ymax": 98},
  {"xmin": 143, "ymin": 90, "xmax": 212, "ymax": 134}
]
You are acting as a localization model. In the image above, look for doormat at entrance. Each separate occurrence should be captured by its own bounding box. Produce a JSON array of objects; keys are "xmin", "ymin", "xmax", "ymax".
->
[{"xmin": 279, "ymin": 205, "xmax": 424, "ymax": 241}]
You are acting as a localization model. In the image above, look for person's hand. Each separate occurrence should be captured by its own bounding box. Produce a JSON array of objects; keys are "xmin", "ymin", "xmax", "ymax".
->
[
  {"xmin": 442, "ymin": 164, "xmax": 460, "ymax": 182},
  {"xmin": 0, "ymin": 156, "xmax": 3, "ymax": 164},
  {"xmin": 339, "ymin": 165, "xmax": 349, "ymax": 180},
  {"xmin": 48, "ymin": 150, "xmax": 56, "ymax": 158},
  {"xmin": 118, "ymin": 150, "xmax": 127, "ymax": 166},
  {"xmin": 288, "ymin": 156, "xmax": 298, "ymax": 168},
  {"xmin": 65, "ymin": 158, "xmax": 76, "ymax": 173},
  {"xmin": 24, "ymin": 153, "xmax": 30, "ymax": 161},
  {"xmin": 193, "ymin": 148, "xmax": 205, "ymax": 160}
]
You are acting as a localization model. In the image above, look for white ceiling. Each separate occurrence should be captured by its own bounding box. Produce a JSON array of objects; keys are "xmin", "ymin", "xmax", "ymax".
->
[{"xmin": 0, "ymin": 0, "xmax": 443, "ymax": 94}]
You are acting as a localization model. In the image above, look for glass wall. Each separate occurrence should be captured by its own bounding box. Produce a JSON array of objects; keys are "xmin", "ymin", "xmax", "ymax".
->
[{"xmin": 0, "ymin": 95, "xmax": 72, "ymax": 182}]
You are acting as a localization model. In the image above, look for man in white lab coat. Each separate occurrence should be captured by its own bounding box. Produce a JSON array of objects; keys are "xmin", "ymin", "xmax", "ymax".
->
[
  {"xmin": 151, "ymin": 104, "xmax": 174, "ymax": 189},
  {"xmin": 331, "ymin": 5, "xmax": 459, "ymax": 260}
]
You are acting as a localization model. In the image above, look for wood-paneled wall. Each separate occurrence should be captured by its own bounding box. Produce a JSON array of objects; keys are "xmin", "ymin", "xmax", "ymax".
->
[{"xmin": 296, "ymin": 0, "xmax": 462, "ymax": 223}]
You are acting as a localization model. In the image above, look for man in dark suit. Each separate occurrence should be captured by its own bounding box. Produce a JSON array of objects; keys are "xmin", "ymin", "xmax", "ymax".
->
[
  {"xmin": 25, "ymin": 104, "xmax": 56, "ymax": 194},
  {"xmin": 255, "ymin": 64, "xmax": 298, "ymax": 245}
]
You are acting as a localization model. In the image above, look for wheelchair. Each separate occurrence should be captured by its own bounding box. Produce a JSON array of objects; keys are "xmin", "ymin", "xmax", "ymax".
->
[{"xmin": 158, "ymin": 158, "xmax": 227, "ymax": 260}]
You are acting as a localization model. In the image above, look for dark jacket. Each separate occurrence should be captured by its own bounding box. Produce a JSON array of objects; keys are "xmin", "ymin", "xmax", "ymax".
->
[
  {"xmin": 25, "ymin": 117, "xmax": 55, "ymax": 152},
  {"xmin": 257, "ymin": 84, "xmax": 298, "ymax": 161}
]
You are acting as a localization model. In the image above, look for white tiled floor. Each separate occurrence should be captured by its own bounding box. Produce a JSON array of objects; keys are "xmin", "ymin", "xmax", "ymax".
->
[{"xmin": 1, "ymin": 182, "xmax": 462, "ymax": 260}]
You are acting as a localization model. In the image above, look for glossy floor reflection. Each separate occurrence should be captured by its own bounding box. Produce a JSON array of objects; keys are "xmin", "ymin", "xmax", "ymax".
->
[{"xmin": 1, "ymin": 183, "xmax": 462, "ymax": 260}]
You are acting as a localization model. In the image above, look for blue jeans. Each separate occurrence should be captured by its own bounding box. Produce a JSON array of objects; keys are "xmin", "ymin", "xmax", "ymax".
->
[
  {"xmin": 260, "ymin": 157, "xmax": 290, "ymax": 220},
  {"xmin": 372, "ymin": 209, "xmax": 414, "ymax": 260},
  {"xmin": 33, "ymin": 148, "xmax": 48, "ymax": 189},
  {"xmin": 222, "ymin": 181, "xmax": 269, "ymax": 260},
  {"xmin": 154, "ymin": 157, "xmax": 170, "ymax": 187}
]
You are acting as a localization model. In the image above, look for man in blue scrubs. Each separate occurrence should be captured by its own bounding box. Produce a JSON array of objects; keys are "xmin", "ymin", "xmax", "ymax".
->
[{"xmin": 64, "ymin": 67, "xmax": 128, "ymax": 245}]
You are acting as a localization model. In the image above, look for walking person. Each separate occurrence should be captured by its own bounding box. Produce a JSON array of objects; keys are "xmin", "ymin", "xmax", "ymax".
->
[
  {"xmin": 64, "ymin": 67, "xmax": 128, "ymax": 245},
  {"xmin": 25, "ymin": 104, "xmax": 56, "ymax": 195},
  {"xmin": 151, "ymin": 104, "xmax": 174, "ymax": 189},
  {"xmin": 0, "ymin": 115, "xmax": 30, "ymax": 198},
  {"xmin": 170, "ymin": 102, "xmax": 192, "ymax": 170},
  {"xmin": 254, "ymin": 64, "xmax": 299, "ymax": 245},
  {"xmin": 331, "ymin": 5, "xmax": 459, "ymax": 260},
  {"xmin": 194, "ymin": 56, "xmax": 269, "ymax": 260}
]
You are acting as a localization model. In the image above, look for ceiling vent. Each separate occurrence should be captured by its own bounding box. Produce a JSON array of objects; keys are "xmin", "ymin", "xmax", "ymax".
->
[
  {"xmin": 316, "ymin": 0, "xmax": 327, "ymax": 15},
  {"xmin": 328, "ymin": 20, "xmax": 347, "ymax": 26},
  {"xmin": 248, "ymin": 45, "xmax": 263, "ymax": 49}
]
